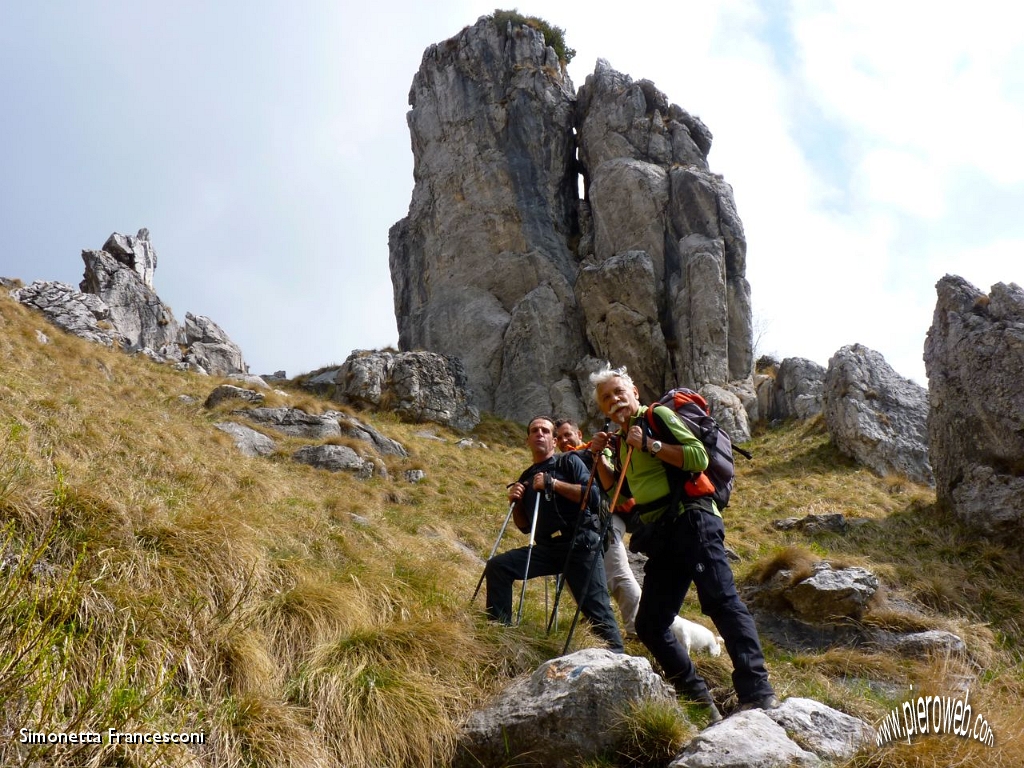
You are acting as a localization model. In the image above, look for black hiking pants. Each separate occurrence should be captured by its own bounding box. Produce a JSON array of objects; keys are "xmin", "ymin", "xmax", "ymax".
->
[
  {"xmin": 484, "ymin": 528, "xmax": 624, "ymax": 653},
  {"xmin": 635, "ymin": 502, "xmax": 774, "ymax": 704}
]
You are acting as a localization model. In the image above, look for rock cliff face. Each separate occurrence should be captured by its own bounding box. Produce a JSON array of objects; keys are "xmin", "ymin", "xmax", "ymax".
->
[
  {"xmin": 575, "ymin": 60, "xmax": 752, "ymax": 404},
  {"xmin": 389, "ymin": 17, "xmax": 752, "ymax": 422},
  {"xmin": 925, "ymin": 275, "xmax": 1024, "ymax": 535}
]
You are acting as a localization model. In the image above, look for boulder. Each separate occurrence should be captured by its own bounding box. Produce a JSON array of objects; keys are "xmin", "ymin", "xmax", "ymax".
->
[
  {"xmin": 236, "ymin": 407, "xmax": 408, "ymax": 457},
  {"xmin": 748, "ymin": 561, "xmax": 879, "ymax": 623},
  {"xmin": 331, "ymin": 350, "xmax": 479, "ymax": 432},
  {"xmin": 784, "ymin": 563, "xmax": 879, "ymax": 622},
  {"xmin": 823, "ymin": 344, "xmax": 932, "ymax": 484},
  {"xmin": 701, "ymin": 383, "xmax": 752, "ymax": 444},
  {"xmin": 885, "ymin": 629, "xmax": 966, "ymax": 657},
  {"xmin": 238, "ymin": 408, "xmax": 342, "ymax": 440},
  {"xmin": 214, "ymin": 422, "xmax": 276, "ymax": 458},
  {"xmin": 334, "ymin": 413, "xmax": 408, "ymax": 457},
  {"xmin": 204, "ymin": 385, "xmax": 265, "ymax": 409},
  {"xmin": 924, "ymin": 275, "xmax": 1024, "ymax": 535},
  {"xmin": 762, "ymin": 698, "xmax": 874, "ymax": 762},
  {"xmin": 770, "ymin": 357, "xmax": 826, "ymax": 421},
  {"xmin": 182, "ymin": 312, "xmax": 247, "ymax": 376},
  {"xmin": 670, "ymin": 709, "xmax": 821, "ymax": 768},
  {"xmin": 453, "ymin": 648, "xmax": 679, "ymax": 768},
  {"xmin": 292, "ymin": 445, "xmax": 378, "ymax": 478},
  {"xmin": 226, "ymin": 374, "xmax": 270, "ymax": 389}
]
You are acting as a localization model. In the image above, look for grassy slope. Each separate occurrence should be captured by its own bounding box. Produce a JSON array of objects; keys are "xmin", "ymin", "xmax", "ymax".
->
[{"xmin": 0, "ymin": 292, "xmax": 1021, "ymax": 767}]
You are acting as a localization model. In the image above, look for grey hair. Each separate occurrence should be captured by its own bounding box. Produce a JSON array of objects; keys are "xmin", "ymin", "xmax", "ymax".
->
[{"xmin": 589, "ymin": 364, "xmax": 634, "ymax": 401}]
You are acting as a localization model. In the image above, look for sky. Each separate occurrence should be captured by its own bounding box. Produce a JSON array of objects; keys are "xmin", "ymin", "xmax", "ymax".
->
[{"xmin": 2, "ymin": 1, "xmax": 1022, "ymax": 386}]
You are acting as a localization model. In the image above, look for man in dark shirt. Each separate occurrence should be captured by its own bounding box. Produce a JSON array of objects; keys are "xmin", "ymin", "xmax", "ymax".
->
[{"xmin": 484, "ymin": 416, "xmax": 623, "ymax": 652}]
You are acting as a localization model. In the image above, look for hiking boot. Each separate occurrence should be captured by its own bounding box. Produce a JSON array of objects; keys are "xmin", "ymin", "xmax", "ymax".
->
[
  {"xmin": 688, "ymin": 694, "xmax": 722, "ymax": 725},
  {"xmin": 700, "ymin": 700, "xmax": 724, "ymax": 725},
  {"xmin": 737, "ymin": 694, "xmax": 780, "ymax": 712}
]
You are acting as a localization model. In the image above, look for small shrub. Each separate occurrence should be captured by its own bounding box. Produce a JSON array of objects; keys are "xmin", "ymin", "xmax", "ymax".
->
[{"xmin": 490, "ymin": 9, "xmax": 576, "ymax": 64}]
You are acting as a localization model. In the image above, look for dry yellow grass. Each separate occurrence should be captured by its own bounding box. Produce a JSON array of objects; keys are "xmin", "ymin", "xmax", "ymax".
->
[{"xmin": 1, "ymin": 292, "xmax": 1022, "ymax": 767}]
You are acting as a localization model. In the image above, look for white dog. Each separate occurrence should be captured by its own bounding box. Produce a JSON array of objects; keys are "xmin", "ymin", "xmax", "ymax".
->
[{"xmin": 670, "ymin": 617, "xmax": 723, "ymax": 657}]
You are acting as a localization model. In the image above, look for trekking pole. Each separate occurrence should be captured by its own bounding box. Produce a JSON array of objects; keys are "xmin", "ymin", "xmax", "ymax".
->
[
  {"xmin": 469, "ymin": 501, "xmax": 516, "ymax": 605},
  {"xmin": 514, "ymin": 492, "xmax": 542, "ymax": 626},
  {"xmin": 552, "ymin": 575, "xmax": 562, "ymax": 631},
  {"xmin": 546, "ymin": 455, "xmax": 600, "ymax": 634},
  {"xmin": 562, "ymin": 445, "xmax": 634, "ymax": 656}
]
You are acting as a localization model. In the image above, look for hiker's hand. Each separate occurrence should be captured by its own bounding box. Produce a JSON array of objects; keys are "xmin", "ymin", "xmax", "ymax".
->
[
  {"xmin": 591, "ymin": 431, "xmax": 612, "ymax": 454},
  {"xmin": 625, "ymin": 425, "xmax": 644, "ymax": 450},
  {"xmin": 508, "ymin": 482, "xmax": 525, "ymax": 503},
  {"xmin": 531, "ymin": 473, "xmax": 547, "ymax": 492}
]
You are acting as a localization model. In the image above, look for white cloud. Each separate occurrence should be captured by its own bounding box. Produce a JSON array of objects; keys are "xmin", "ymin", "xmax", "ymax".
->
[{"xmin": 854, "ymin": 148, "xmax": 947, "ymax": 220}]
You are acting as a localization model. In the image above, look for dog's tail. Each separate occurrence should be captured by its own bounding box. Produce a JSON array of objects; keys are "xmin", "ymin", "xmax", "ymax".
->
[{"xmin": 711, "ymin": 636, "xmax": 724, "ymax": 657}]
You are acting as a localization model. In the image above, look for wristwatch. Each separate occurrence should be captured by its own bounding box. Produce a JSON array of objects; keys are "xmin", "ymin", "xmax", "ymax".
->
[{"xmin": 650, "ymin": 440, "xmax": 663, "ymax": 456}]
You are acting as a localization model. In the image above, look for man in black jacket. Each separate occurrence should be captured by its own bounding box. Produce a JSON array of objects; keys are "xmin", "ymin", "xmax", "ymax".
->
[{"xmin": 484, "ymin": 416, "xmax": 624, "ymax": 652}]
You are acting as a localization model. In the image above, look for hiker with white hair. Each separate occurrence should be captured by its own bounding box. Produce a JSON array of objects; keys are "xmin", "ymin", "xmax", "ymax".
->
[
  {"xmin": 555, "ymin": 418, "xmax": 725, "ymax": 657},
  {"xmin": 589, "ymin": 365, "xmax": 778, "ymax": 723}
]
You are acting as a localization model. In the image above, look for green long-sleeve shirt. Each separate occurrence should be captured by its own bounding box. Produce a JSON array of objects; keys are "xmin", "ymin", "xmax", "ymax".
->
[{"xmin": 613, "ymin": 405, "xmax": 715, "ymax": 522}]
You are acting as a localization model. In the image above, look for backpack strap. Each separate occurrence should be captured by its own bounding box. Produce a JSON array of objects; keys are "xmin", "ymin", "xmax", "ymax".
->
[{"xmin": 644, "ymin": 403, "xmax": 719, "ymax": 510}]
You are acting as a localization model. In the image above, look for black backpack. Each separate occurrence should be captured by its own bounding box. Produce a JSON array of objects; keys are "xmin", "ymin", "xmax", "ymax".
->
[{"xmin": 643, "ymin": 388, "xmax": 751, "ymax": 510}]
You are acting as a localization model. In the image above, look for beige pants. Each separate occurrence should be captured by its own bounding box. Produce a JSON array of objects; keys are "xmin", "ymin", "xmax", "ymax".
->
[{"xmin": 604, "ymin": 514, "xmax": 642, "ymax": 634}]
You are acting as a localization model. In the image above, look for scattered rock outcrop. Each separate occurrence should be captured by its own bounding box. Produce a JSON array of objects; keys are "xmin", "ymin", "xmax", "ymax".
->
[
  {"xmin": 390, "ymin": 17, "xmax": 754, "ymax": 422},
  {"xmin": 746, "ymin": 558, "xmax": 966, "ymax": 659},
  {"xmin": 823, "ymin": 344, "xmax": 932, "ymax": 484},
  {"xmin": 237, "ymin": 406, "xmax": 408, "ymax": 457},
  {"xmin": 773, "ymin": 513, "xmax": 849, "ymax": 535},
  {"xmin": 924, "ymin": 275, "xmax": 1024, "ymax": 536},
  {"xmin": 12, "ymin": 230, "xmax": 249, "ymax": 376},
  {"xmin": 11, "ymin": 281, "xmax": 130, "ymax": 348}
]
